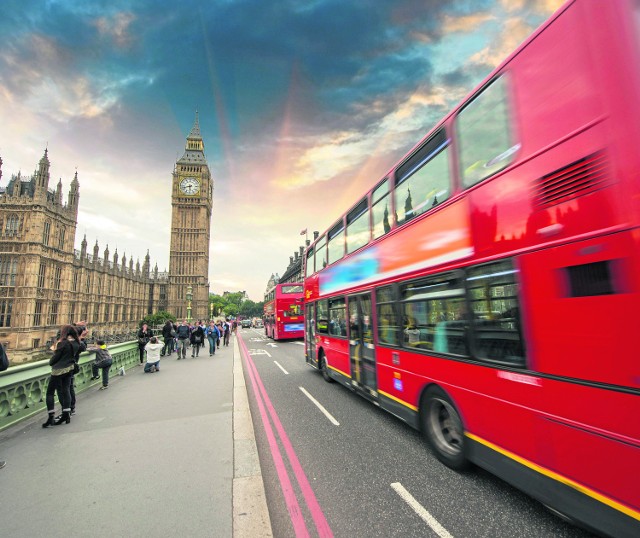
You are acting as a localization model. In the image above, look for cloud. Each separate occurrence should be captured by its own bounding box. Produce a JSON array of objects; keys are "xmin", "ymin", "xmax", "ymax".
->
[{"xmin": 92, "ymin": 12, "xmax": 136, "ymax": 48}]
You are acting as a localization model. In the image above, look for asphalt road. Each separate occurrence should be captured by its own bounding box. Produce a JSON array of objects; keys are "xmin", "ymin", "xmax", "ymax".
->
[{"xmin": 238, "ymin": 327, "xmax": 595, "ymax": 538}]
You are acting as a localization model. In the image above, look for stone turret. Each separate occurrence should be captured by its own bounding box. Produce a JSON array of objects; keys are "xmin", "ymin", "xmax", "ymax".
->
[
  {"xmin": 80, "ymin": 235, "xmax": 87, "ymax": 259},
  {"xmin": 35, "ymin": 148, "xmax": 50, "ymax": 193},
  {"xmin": 103, "ymin": 245, "xmax": 109, "ymax": 267},
  {"xmin": 68, "ymin": 171, "xmax": 79, "ymax": 211},
  {"xmin": 143, "ymin": 250, "xmax": 150, "ymax": 276},
  {"xmin": 113, "ymin": 248, "xmax": 119, "ymax": 268},
  {"xmin": 56, "ymin": 179, "xmax": 63, "ymax": 205}
]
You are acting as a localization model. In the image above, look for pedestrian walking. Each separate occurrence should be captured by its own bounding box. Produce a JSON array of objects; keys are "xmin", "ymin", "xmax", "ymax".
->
[
  {"xmin": 88, "ymin": 340, "xmax": 113, "ymax": 390},
  {"xmin": 175, "ymin": 319, "xmax": 190, "ymax": 360},
  {"xmin": 206, "ymin": 320, "xmax": 220, "ymax": 356},
  {"xmin": 43, "ymin": 324, "xmax": 81, "ymax": 428},
  {"xmin": 161, "ymin": 319, "xmax": 175, "ymax": 357},
  {"xmin": 223, "ymin": 320, "xmax": 231, "ymax": 347},
  {"xmin": 190, "ymin": 320, "xmax": 205, "ymax": 357}
]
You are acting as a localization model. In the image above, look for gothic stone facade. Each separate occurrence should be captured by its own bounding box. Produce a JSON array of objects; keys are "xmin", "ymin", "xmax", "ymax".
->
[{"xmin": 0, "ymin": 151, "xmax": 167, "ymax": 355}]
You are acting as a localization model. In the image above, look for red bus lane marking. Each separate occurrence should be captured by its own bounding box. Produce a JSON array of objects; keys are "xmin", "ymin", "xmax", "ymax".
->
[
  {"xmin": 239, "ymin": 335, "xmax": 334, "ymax": 538},
  {"xmin": 239, "ymin": 336, "xmax": 310, "ymax": 537}
]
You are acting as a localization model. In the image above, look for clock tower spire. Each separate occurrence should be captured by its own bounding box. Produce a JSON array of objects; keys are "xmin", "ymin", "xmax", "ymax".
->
[{"xmin": 167, "ymin": 111, "xmax": 213, "ymax": 320}]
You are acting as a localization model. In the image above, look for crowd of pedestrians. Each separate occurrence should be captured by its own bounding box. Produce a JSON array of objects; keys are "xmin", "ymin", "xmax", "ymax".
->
[
  {"xmin": 152, "ymin": 318, "xmax": 233, "ymax": 362},
  {"xmin": 1, "ymin": 316, "xmax": 240, "ymax": 469},
  {"xmin": 36, "ymin": 318, "xmax": 235, "ymax": 427}
]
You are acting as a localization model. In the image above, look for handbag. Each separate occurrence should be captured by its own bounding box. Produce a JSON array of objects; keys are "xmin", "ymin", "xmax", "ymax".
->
[
  {"xmin": 73, "ymin": 362, "xmax": 80, "ymax": 375},
  {"xmin": 138, "ymin": 337, "xmax": 146, "ymax": 345},
  {"xmin": 193, "ymin": 336, "xmax": 202, "ymax": 344}
]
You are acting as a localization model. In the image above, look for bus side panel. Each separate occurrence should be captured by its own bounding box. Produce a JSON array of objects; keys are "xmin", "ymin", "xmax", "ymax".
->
[
  {"xmin": 377, "ymin": 347, "xmax": 542, "ymax": 468},
  {"xmin": 520, "ymin": 231, "xmax": 639, "ymax": 388},
  {"xmin": 536, "ymin": 379, "xmax": 640, "ymax": 515},
  {"xmin": 320, "ymin": 335, "xmax": 351, "ymax": 378}
]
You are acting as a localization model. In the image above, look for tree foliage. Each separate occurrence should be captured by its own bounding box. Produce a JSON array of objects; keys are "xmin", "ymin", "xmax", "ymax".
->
[
  {"xmin": 208, "ymin": 292, "xmax": 264, "ymax": 318},
  {"xmin": 140, "ymin": 310, "xmax": 176, "ymax": 328}
]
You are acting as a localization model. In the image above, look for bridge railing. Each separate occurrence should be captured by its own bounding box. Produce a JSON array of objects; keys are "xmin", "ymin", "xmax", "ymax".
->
[{"xmin": 0, "ymin": 341, "xmax": 140, "ymax": 432}]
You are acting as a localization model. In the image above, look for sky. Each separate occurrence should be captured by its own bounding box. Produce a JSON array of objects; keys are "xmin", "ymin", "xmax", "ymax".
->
[{"xmin": 0, "ymin": 0, "xmax": 563, "ymax": 302}]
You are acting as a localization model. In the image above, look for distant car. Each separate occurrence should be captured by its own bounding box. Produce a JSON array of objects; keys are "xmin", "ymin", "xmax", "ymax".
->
[
  {"xmin": 254, "ymin": 320, "xmax": 263, "ymax": 328},
  {"xmin": 241, "ymin": 319, "xmax": 252, "ymax": 328}
]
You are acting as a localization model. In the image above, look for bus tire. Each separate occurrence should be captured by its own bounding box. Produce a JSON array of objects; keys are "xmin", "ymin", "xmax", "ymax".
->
[
  {"xmin": 319, "ymin": 353, "xmax": 333, "ymax": 383},
  {"xmin": 420, "ymin": 386, "xmax": 469, "ymax": 471}
]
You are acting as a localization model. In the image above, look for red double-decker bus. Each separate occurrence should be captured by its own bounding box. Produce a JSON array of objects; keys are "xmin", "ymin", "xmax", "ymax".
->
[
  {"xmin": 264, "ymin": 283, "xmax": 304, "ymax": 340},
  {"xmin": 303, "ymin": 1, "xmax": 640, "ymax": 535}
]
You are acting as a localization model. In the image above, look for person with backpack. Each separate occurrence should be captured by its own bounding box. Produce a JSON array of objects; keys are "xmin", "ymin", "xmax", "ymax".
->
[{"xmin": 161, "ymin": 319, "xmax": 175, "ymax": 357}]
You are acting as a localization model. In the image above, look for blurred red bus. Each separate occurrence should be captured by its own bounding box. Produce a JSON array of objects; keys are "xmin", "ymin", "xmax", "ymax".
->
[
  {"xmin": 264, "ymin": 283, "xmax": 304, "ymax": 340},
  {"xmin": 303, "ymin": 1, "xmax": 640, "ymax": 535}
]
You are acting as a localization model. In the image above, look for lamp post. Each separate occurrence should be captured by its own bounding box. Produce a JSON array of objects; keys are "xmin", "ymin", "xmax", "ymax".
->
[
  {"xmin": 186, "ymin": 285, "xmax": 193, "ymax": 323},
  {"xmin": 209, "ymin": 301, "xmax": 214, "ymax": 320}
]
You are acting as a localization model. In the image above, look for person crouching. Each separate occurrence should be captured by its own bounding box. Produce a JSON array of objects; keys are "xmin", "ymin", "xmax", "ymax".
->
[
  {"xmin": 144, "ymin": 336, "xmax": 163, "ymax": 373},
  {"xmin": 89, "ymin": 340, "xmax": 113, "ymax": 390}
]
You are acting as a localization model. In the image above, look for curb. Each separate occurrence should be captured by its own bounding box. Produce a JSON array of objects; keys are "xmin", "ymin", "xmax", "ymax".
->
[{"xmin": 232, "ymin": 335, "xmax": 273, "ymax": 537}]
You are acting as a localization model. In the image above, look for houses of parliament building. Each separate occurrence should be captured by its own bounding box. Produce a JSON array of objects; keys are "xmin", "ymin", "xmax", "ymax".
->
[{"xmin": 0, "ymin": 114, "xmax": 213, "ymax": 357}]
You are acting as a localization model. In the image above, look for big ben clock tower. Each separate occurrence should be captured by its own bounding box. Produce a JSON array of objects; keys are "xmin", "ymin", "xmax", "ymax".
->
[{"xmin": 167, "ymin": 112, "xmax": 213, "ymax": 319}]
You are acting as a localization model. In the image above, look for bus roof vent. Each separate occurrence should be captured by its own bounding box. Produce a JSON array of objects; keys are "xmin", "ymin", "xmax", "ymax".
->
[{"xmin": 534, "ymin": 151, "xmax": 609, "ymax": 208}]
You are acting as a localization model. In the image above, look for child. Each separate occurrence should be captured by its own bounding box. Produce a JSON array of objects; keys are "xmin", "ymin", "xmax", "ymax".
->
[
  {"xmin": 144, "ymin": 336, "xmax": 164, "ymax": 373},
  {"xmin": 88, "ymin": 340, "xmax": 113, "ymax": 390}
]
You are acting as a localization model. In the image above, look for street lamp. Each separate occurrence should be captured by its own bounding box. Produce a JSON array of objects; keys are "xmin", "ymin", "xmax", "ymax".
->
[
  {"xmin": 209, "ymin": 301, "xmax": 214, "ymax": 320},
  {"xmin": 186, "ymin": 285, "xmax": 193, "ymax": 323}
]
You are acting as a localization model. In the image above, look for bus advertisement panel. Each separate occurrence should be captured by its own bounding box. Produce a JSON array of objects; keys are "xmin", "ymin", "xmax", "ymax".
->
[
  {"xmin": 303, "ymin": 1, "xmax": 640, "ymax": 536},
  {"xmin": 264, "ymin": 283, "xmax": 304, "ymax": 340}
]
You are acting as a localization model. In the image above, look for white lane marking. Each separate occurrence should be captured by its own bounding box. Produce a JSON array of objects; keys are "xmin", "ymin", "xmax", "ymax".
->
[
  {"xmin": 294, "ymin": 341, "xmax": 305, "ymax": 346},
  {"xmin": 299, "ymin": 387, "xmax": 340, "ymax": 426},
  {"xmin": 391, "ymin": 482, "xmax": 453, "ymax": 538},
  {"xmin": 274, "ymin": 361, "xmax": 289, "ymax": 375},
  {"xmin": 267, "ymin": 343, "xmax": 278, "ymax": 348},
  {"xmin": 249, "ymin": 349, "xmax": 272, "ymax": 357}
]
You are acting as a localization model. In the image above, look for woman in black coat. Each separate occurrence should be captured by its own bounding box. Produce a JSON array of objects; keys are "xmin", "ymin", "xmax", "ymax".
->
[
  {"xmin": 137, "ymin": 323, "xmax": 153, "ymax": 364},
  {"xmin": 43, "ymin": 325, "xmax": 81, "ymax": 427},
  {"xmin": 189, "ymin": 321, "xmax": 205, "ymax": 358}
]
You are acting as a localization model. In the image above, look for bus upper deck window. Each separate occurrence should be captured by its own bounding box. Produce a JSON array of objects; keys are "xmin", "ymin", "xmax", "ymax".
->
[{"xmin": 457, "ymin": 75, "xmax": 519, "ymax": 188}]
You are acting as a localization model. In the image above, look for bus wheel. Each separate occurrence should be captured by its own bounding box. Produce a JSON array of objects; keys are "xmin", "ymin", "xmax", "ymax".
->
[
  {"xmin": 420, "ymin": 386, "xmax": 469, "ymax": 471},
  {"xmin": 319, "ymin": 353, "xmax": 333, "ymax": 383}
]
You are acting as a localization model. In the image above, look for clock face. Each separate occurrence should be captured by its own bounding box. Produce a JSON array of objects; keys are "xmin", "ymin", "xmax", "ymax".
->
[{"xmin": 179, "ymin": 177, "xmax": 200, "ymax": 195}]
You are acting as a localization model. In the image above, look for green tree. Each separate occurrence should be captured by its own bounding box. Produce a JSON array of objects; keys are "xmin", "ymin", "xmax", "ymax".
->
[{"xmin": 140, "ymin": 310, "xmax": 176, "ymax": 328}]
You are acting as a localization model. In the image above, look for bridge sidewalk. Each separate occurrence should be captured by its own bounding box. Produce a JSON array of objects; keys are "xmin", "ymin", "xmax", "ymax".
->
[{"xmin": 0, "ymin": 335, "xmax": 271, "ymax": 538}]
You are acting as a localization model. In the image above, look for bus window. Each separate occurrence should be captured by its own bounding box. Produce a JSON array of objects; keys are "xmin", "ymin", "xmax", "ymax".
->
[
  {"xmin": 395, "ymin": 129, "xmax": 450, "ymax": 226},
  {"xmin": 305, "ymin": 247, "xmax": 314, "ymax": 279},
  {"xmin": 466, "ymin": 260, "xmax": 525, "ymax": 366},
  {"xmin": 328, "ymin": 297, "xmax": 346, "ymax": 337},
  {"xmin": 401, "ymin": 273, "xmax": 467, "ymax": 355},
  {"xmin": 315, "ymin": 235, "xmax": 327, "ymax": 271},
  {"xmin": 376, "ymin": 286, "xmax": 399, "ymax": 346},
  {"xmin": 316, "ymin": 299, "xmax": 329, "ymax": 334},
  {"xmin": 371, "ymin": 179, "xmax": 391, "ymax": 240},
  {"xmin": 327, "ymin": 221, "xmax": 345, "ymax": 265},
  {"xmin": 457, "ymin": 75, "xmax": 518, "ymax": 188},
  {"xmin": 346, "ymin": 198, "xmax": 370, "ymax": 254}
]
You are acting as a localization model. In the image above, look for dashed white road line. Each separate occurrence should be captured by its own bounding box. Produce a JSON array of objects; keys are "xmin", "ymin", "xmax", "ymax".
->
[
  {"xmin": 391, "ymin": 482, "xmax": 453, "ymax": 538},
  {"xmin": 274, "ymin": 361, "xmax": 289, "ymax": 375},
  {"xmin": 299, "ymin": 387, "xmax": 340, "ymax": 426}
]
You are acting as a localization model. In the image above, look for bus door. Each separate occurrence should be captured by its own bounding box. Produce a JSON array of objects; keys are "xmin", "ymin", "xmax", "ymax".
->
[
  {"xmin": 305, "ymin": 303, "xmax": 317, "ymax": 366},
  {"xmin": 348, "ymin": 293, "xmax": 377, "ymax": 396}
]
